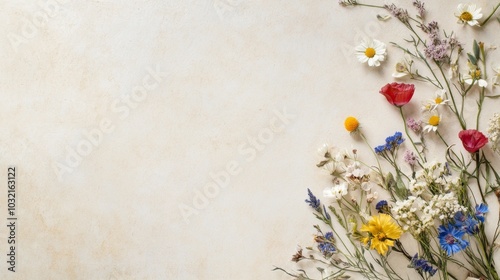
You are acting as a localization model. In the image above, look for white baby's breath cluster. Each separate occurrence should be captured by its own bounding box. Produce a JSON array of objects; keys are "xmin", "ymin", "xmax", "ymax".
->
[
  {"xmin": 391, "ymin": 196, "xmax": 421, "ymax": 232},
  {"xmin": 488, "ymin": 113, "xmax": 500, "ymax": 153},
  {"xmin": 392, "ymin": 192, "xmax": 465, "ymax": 235},
  {"xmin": 422, "ymin": 192, "xmax": 466, "ymax": 221},
  {"xmin": 408, "ymin": 161, "xmax": 461, "ymax": 195}
]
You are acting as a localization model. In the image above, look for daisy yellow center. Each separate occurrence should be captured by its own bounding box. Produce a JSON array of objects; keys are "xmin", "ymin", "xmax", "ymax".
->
[
  {"xmin": 435, "ymin": 97, "xmax": 443, "ymax": 104},
  {"xmin": 460, "ymin": 11, "xmax": 473, "ymax": 21},
  {"xmin": 429, "ymin": 115, "xmax": 440, "ymax": 126},
  {"xmin": 344, "ymin": 117, "xmax": 359, "ymax": 132},
  {"xmin": 365, "ymin": 47, "xmax": 376, "ymax": 58}
]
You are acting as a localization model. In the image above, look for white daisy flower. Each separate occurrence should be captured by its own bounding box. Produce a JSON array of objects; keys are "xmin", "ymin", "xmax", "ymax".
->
[
  {"xmin": 355, "ymin": 39, "xmax": 386, "ymax": 67},
  {"xmin": 423, "ymin": 112, "xmax": 441, "ymax": 133},
  {"xmin": 421, "ymin": 90, "xmax": 450, "ymax": 112},
  {"xmin": 456, "ymin": 3, "xmax": 482, "ymax": 26},
  {"xmin": 463, "ymin": 68, "xmax": 488, "ymax": 87}
]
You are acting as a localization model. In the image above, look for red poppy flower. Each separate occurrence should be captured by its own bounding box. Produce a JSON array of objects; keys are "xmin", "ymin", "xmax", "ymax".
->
[
  {"xmin": 379, "ymin": 83, "xmax": 415, "ymax": 107},
  {"xmin": 458, "ymin": 129, "xmax": 488, "ymax": 153}
]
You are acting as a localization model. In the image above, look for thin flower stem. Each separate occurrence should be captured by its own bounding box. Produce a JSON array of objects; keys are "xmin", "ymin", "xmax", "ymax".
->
[
  {"xmin": 481, "ymin": 2, "xmax": 500, "ymax": 26},
  {"xmin": 399, "ymin": 107, "xmax": 425, "ymax": 163},
  {"xmin": 476, "ymin": 87, "xmax": 485, "ymax": 129},
  {"xmin": 437, "ymin": 64, "xmax": 467, "ymax": 129},
  {"xmin": 360, "ymin": 132, "xmax": 386, "ymax": 179},
  {"xmin": 475, "ymin": 152, "xmax": 486, "ymax": 203}
]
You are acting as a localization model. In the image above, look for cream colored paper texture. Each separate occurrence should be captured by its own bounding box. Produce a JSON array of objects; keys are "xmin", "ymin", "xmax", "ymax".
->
[{"xmin": 0, "ymin": 0, "xmax": 499, "ymax": 279}]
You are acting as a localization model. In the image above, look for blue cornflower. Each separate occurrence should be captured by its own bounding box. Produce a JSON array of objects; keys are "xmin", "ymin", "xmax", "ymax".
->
[
  {"xmin": 475, "ymin": 203, "xmax": 489, "ymax": 223},
  {"xmin": 305, "ymin": 188, "xmax": 320, "ymax": 210},
  {"xmin": 454, "ymin": 211, "xmax": 478, "ymax": 235},
  {"xmin": 375, "ymin": 200, "xmax": 389, "ymax": 213},
  {"xmin": 438, "ymin": 224, "xmax": 469, "ymax": 256},
  {"xmin": 409, "ymin": 254, "xmax": 438, "ymax": 276}
]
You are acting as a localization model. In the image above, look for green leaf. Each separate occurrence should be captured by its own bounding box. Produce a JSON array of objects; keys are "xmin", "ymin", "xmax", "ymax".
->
[
  {"xmin": 473, "ymin": 39, "xmax": 480, "ymax": 59},
  {"xmin": 467, "ymin": 53, "xmax": 477, "ymax": 65},
  {"xmin": 486, "ymin": 95, "xmax": 500, "ymax": 99}
]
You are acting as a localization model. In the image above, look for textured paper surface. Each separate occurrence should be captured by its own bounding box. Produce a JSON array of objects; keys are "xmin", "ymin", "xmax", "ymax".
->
[{"xmin": 0, "ymin": 0, "xmax": 499, "ymax": 279}]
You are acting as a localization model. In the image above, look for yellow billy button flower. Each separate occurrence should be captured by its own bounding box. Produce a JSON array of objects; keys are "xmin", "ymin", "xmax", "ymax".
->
[
  {"xmin": 344, "ymin": 116, "xmax": 359, "ymax": 132},
  {"xmin": 360, "ymin": 214, "xmax": 403, "ymax": 255}
]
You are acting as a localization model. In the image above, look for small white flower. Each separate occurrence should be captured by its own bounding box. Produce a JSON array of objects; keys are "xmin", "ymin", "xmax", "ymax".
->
[
  {"xmin": 366, "ymin": 191, "xmax": 378, "ymax": 203},
  {"xmin": 317, "ymin": 143, "xmax": 330, "ymax": 157},
  {"xmin": 323, "ymin": 182, "xmax": 348, "ymax": 200},
  {"xmin": 392, "ymin": 56, "xmax": 412, "ymax": 78},
  {"xmin": 361, "ymin": 182, "xmax": 374, "ymax": 192},
  {"xmin": 355, "ymin": 39, "xmax": 386, "ymax": 67},
  {"xmin": 463, "ymin": 69, "xmax": 488, "ymax": 87},
  {"xmin": 456, "ymin": 3, "xmax": 483, "ymax": 26},
  {"xmin": 423, "ymin": 112, "xmax": 441, "ymax": 133},
  {"xmin": 421, "ymin": 90, "xmax": 449, "ymax": 112}
]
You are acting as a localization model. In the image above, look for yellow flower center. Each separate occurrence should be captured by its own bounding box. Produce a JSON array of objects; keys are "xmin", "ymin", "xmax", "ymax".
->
[
  {"xmin": 365, "ymin": 47, "xmax": 376, "ymax": 58},
  {"xmin": 460, "ymin": 11, "xmax": 473, "ymax": 21},
  {"xmin": 376, "ymin": 232, "xmax": 386, "ymax": 241},
  {"xmin": 435, "ymin": 97, "xmax": 443, "ymax": 104},
  {"xmin": 429, "ymin": 115, "xmax": 440, "ymax": 126},
  {"xmin": 471, "ymin": 69, "xmax": 481, "ymax": 79},
  {"xmin": 344, "ymin": 116, "xmax": 359, "ymax": 132}
]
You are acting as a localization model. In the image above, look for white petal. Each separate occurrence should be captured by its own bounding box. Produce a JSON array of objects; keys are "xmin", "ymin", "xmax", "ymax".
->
[
  {"xmin": 392, "ymin": 72, "xmax": 408, "ymax": 78},
  {"xmin": 323, "ymin": 188, "xmax": 334, "ymax": 197},
  {"xmin": 479, "ymin": 79, "xmax": 488, "ymax": 87}
]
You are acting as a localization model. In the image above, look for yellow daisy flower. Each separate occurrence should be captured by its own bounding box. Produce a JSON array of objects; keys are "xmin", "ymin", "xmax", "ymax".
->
[{"xmin": 360, "ymin": 214, "xmax": 403, "ymax": 255}]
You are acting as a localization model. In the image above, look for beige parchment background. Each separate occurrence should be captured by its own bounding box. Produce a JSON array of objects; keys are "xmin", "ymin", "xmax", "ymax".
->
[{"xmin": 0, "ymin": 0, "xmax": 499, "ymax": 279}]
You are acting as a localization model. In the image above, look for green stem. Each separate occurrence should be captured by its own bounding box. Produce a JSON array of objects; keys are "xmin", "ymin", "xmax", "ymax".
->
[
  {"xmin": 481, "ymin": 2, "xmax": 500, "ymax": 26},
  {"xmin": 399, "ymin": 107, "xmax": 425, "ymax": 163}
]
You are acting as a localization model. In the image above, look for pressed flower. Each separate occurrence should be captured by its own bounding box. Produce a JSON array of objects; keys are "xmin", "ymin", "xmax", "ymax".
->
[
  {"xmin": 344, "ymin": 116, "xmax": 359, "ymax": 132},
  {"xmin": 454, "ymin": 211, "xmax": 478, "ymax": 234},
  {"xmin": 488, "ymin": 113, "xmax": 500, "ymax": 152},
  {"xmin": 305, "ymin": 188, "xmax": 320, "ymax": 209},
  {"xmin": 423, "ymin": 113, "xmax": 441, "ymax": 133},
  {"xmin": 438, "ymin": 224, "xmax": 469, "ymax": 255},
  {"xmin": 355, "ymin": 39, "xmax": 386, "ymax": 67},
  {"xmin": 456, "ymin": 3, "xmax": 482, "ymax": 26},
  {"xmin": 375, "ymin": 200, "xmax": 389, "ymax": 213},
  {"xmin": 463, "ymin": 68, "xmax": 488, "ymax": 87},
  {"xmin": 403, "ymin": 150, "xmax": 417, "ymax": 166},
  {"xmin": 475, "ymin": 203, "xmax": 489, "ymax": 222},
  {"xmin": 409, "ymin": 254, "xmax": 437, "ymax": 276},
  {"xmin": 406, "ymin": 117, "xmax": 423, "ymax": 134},
  {"xmin": 422, "ymin": 90, "xmax": 449, "ymax": 112},
  {"xmin": 458, "ymin": 129, "xmax": 488, "ymax": 153},
  {"xmin": 379, "ymin": 83, "xmax": 415, "ymax": 107},
  {"xmin": 323, "ymin": 183, "xmax": 348, "ymax": 200},
  {"xmin": 392, "ymin": 57, "xmax": 412, "ymax": 78},
  {"xmin": 360, "ymin": 214, "xmax": 403, "ymax": 255}
]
